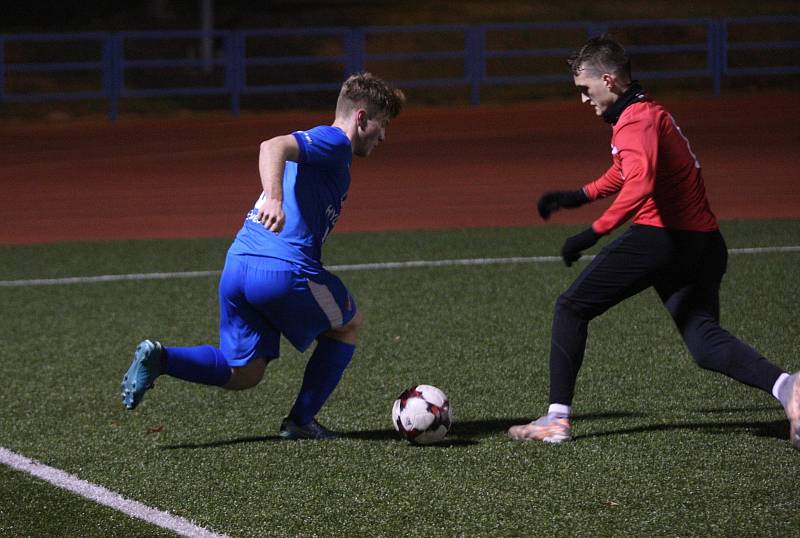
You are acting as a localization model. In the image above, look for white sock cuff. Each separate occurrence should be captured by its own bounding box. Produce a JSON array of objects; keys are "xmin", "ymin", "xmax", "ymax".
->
[
  {"xmin": 548, "ymin": 403, "xmax": 571, "ymax": 417},
  {"xmin": 772, "ymin": 372, "xmax": 790, "ymax": 402}
]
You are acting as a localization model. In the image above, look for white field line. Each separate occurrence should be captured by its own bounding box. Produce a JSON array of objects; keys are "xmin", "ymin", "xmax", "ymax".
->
[
  {"xmin": 0, "ymin": 447, "xmax": 229, "ymax": 538},
  {"xmin": 1, "ymin": 246, "xmax": 799, "ymax": 288}
]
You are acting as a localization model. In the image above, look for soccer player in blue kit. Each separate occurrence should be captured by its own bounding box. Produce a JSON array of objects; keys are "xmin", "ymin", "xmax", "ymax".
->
[{"xmin": 121, "ymin": 72, "xmax": 405, "ymax": 440}]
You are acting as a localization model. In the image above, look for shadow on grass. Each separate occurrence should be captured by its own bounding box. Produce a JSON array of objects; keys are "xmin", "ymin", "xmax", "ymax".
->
[
  {"xmin": 578, "ymin": 418, "xmax": 788, "ymax": 441},
  {"xmin": 162, "ymin": 435, "xmax": 283, "ymax": 450},
  {"xmin": 159, "ymin": 417, "xmax": 540, "ymax": 449},
  {"xmin": 161, "ymin": 433, "xmax": 479, "ymax": 449},
  {"xmin": 162, "ymin": 410, "xmax": 785, "ymax": 449},
  {"xmin": 343, "ymin": 411, "xmax": 641, "ymax": 443},
  {"xmin": 575, "ymin": 404, "xmax": 788, "ymax": 441},
  {"xmin": 689, "ymin": 404, "xmax": 779, "ymax": 414}
]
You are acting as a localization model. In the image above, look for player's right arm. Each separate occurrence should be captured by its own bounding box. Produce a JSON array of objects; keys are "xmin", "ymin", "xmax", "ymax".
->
[
  {"xmin": 587, "ymin": 115, "xmax": 658, "ymax": 235},
  {"xmin": 584, "ymin": 162, "xmax": 624, "ymax": 200},
  {"xmin": 256, "ymin": 134, "xmax": 300, "ymax": 233}
]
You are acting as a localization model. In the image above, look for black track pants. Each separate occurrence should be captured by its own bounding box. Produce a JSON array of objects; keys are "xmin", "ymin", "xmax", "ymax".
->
[{"xmin": 548, "ymin": 225, "xmax": 784, "ymax": 406}]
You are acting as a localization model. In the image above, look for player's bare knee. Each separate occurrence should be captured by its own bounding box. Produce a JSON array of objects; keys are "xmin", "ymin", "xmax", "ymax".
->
[
  {"xmin": 224, "ymin": 358, "xmax": 267, "ymax": 390},
  {"xmin": 325, "ymin": 310, "xmax": 362, "ymax": 343},
  {"xmin": 347, "ymin": 310, "xmax": 364, "ymax": 333}
]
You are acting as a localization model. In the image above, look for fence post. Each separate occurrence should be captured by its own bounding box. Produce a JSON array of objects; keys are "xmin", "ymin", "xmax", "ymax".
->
[
  {"xmin": 103, "ymin": 33, "xmax": 122, "ymax": 121},
  {"xmin": 225, "ymin": 30, "xmax": 243, "ymax": 115},
  {"xmin": 719, "ymin": 18, "xmax": 728, "ymax": 92},
  {"xmin": 708, "ymin": 19, "xmax": 723, "ymax": 96},
  {"xmin": 0, "ymin": 36, "xmax": 5, "ymax": 103},
  {"xmin": 345, "ymin": 28, "xmax": 365, "ymax": 76},
  {"xmin": 466, "ymin": 25, "xmax": 484, "ymax": 105}
]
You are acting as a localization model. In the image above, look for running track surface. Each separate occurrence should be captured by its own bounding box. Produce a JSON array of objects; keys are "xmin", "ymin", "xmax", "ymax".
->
[{"xmin": 1, "ymin": 92, "xmax": 798, "ymax": 245}]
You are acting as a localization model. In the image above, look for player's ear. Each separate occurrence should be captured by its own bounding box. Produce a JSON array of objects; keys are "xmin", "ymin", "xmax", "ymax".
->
[
  {"xmin": 356, "ymin": 109, "xmax": 368, "ymax": 130},
  {"xmin": 602, "ymin": 73, "xmax": 615, "ymax": 89}
]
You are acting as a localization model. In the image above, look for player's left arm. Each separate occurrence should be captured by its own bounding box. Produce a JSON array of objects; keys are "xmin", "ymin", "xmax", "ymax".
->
[{"xmin": 256, "ymin": 134, "xmax": 300, "ymax": 233}]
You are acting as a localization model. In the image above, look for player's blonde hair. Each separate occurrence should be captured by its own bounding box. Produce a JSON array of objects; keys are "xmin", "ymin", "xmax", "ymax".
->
[{"xmin": 336, "ymin": 72, "xmax": 405, "ymax": 120}]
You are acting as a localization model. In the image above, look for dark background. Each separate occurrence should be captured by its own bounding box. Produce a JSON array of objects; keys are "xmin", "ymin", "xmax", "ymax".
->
[
  {"xmin": 2, "ymin": 1, "xmax": 797, "ymax": 120},
  {"xmin": 3, "ymin": 1, "xmax": 798, "ymax": 33}
]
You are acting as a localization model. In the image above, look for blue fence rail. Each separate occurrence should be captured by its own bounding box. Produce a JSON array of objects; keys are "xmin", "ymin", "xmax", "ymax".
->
[{"xmin": 1, "ymin": 16, "xmax": 798, "ymax": 120}]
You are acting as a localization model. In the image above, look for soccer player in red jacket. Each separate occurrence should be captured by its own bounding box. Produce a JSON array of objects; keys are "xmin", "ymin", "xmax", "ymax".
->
[{"xmin": 508, "ymin": 35, "xmax": 800, "ymax": 448}]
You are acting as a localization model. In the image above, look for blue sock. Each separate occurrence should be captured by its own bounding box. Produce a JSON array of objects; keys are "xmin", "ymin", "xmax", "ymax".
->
[
  {"xmin": 163, "ymin": 345, "xmax": 232, "ymax": 387},
  {"xmin": 289, "ymin": 336, "xmax": 355, "ymax": 425}
]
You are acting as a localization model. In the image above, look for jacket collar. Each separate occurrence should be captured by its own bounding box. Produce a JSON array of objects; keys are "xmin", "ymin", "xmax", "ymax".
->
[{"xmin": 602, "ymin": 81, "xmax": 646, "ymax": 125}]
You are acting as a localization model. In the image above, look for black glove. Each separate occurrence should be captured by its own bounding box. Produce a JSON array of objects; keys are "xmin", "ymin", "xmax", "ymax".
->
[
  {"xmin": 537, "ymin": 189, "xmax": 589, "ymax": 220},
  {"xmin": 561, "ymin": 227, "xmax": 600, "ymax": 267}
]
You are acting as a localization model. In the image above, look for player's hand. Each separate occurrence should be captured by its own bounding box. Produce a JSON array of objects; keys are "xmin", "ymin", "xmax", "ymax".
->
[
  {"xmin": 537, "ymin": 189, "xmax": 590, "ymax": 220},
  {"xmin": 256, "ymin": 198, "xmax": 285, "ymax": 234},
  {"xmin": 561, "ymin": 227, "xmax": 600, "ymax": 267}
]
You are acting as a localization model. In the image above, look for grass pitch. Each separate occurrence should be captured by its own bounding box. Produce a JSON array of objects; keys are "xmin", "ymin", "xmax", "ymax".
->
[{"xmin": 1, "ymin": 220, "xmax": 799, "ymax": 537}]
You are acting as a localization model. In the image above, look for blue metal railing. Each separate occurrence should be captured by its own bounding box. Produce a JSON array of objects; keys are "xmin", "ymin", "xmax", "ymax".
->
[
  {"xmin": 1, "ymin": 16, "xmax": 798, "ymax": 120},
  {"xmin": 722, "ymin": 15, "xmax": 800, "ymax": 78}
]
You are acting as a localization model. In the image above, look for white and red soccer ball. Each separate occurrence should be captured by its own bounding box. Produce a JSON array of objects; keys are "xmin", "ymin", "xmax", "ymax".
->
[{"xmin": 391, "ymin": 384, "xmax": 452, "ymax": 444}]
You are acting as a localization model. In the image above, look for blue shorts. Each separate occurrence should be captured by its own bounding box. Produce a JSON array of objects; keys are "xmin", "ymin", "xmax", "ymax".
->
[{"xmin": 218, "ymin": 253, "xmax": 357, "ymax": 366}]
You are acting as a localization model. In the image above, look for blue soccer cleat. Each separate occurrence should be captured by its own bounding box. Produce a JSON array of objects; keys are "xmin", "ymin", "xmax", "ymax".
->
[
  {"xmin": 278, "ymin": 417, "xmax": 340, "ymax": 440},
  {"xmin": 121, "ymin": 340, "xmax": 164, "ymax": 410}
]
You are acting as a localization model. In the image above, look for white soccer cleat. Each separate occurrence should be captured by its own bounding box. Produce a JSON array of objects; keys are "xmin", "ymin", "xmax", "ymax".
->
[
  {"xmin": 785, "ymin": 372, "xmax": 800, "ymax": 450},
  {"xmin": 508, "ymin": 414, "xmax": 572, "ymax": 443}
]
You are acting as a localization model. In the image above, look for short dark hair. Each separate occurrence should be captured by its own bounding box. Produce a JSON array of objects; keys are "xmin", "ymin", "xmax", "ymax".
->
[
  {"xmin": 568, "ymin": 35, "xmax": 631, "ymax": 80},
  {"xmin": 336, "ymin": 72, "xmax": 405, "ymax": 120}
]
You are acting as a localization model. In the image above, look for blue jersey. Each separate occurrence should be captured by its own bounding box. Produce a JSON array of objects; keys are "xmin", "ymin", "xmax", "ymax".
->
[{"xmin": 228, "ymin": 125, "xmax": 352, "ymax": 271}]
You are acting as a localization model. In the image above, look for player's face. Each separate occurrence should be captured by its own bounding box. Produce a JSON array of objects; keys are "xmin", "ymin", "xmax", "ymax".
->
[
  {"xmin": 573, "ymin": 66, "xmax": 617, "ymax": 117},
  {"xmin": 353, "ymin": 113, "xmax": 389, "ymax": 157}
]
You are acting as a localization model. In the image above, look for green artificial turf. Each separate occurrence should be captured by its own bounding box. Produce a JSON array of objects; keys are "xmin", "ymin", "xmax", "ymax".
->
[{"xmin": 1, "ymin": 220, "xmax": 799, "ymax": 537}]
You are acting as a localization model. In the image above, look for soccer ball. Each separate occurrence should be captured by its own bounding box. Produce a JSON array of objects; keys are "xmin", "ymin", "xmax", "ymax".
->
[{"xmin": 391, "ymin": 384, "xmax": 452, "ymax": 444}]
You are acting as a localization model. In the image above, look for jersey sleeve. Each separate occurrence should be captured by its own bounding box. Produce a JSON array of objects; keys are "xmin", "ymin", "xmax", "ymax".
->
[
  {"xmin": 590, "ymin": 115, "xmax": 659, "ymax": 235},
  {"xmin": 292, "ymin": 126, "xmax": 350, "ymax": 167},
  {"xmin": 583, "ymin": 163, "xmax": 624, "ymax": 201}
]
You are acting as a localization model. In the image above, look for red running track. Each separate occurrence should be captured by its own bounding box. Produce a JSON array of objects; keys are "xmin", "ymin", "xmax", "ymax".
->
[{"xmin": 1, "ymin": 92, "xmax": 798, "ymax": 245}]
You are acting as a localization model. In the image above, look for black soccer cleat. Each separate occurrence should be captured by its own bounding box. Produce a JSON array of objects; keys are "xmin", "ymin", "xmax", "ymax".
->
[{"xmin": 278, "ymin": 417, "xmax": 340, "ymax": 440}]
